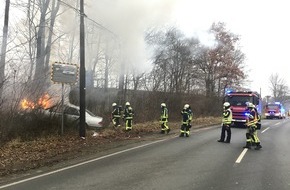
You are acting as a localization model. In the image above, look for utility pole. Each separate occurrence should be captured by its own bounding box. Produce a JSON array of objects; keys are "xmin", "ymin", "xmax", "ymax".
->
[
  {"xmin": 0, "ymin": 0, "xmax": 10, "ymax": 99},
  {"xmin": 79, "ymin": 0, "xmax": 86, "ymax": 138}
]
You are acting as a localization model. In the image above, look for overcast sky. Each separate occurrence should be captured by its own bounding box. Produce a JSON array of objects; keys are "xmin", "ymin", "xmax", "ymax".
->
[
  {"xmin": 87, "ymin": 0, "xmax": 290, "ymax": 98},
  {"xmin": 1, "ymin": 0, "xmax": 289, "ymax": 97},
  {"xmin": 171, "ymin": 0, "xmax": 290, "ymax": 97}
]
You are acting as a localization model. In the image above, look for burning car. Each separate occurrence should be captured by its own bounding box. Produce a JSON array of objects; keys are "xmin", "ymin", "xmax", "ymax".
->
[
  {"xmin": 20, "ymin": 94, "xmax": 103, "ymax": 129},
  {"xmin": 44, "ymin": 103, "xmax": 104, "ymax": 129}
]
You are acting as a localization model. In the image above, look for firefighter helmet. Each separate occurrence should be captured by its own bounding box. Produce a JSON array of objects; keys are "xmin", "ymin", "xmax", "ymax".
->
[
  {"xmin": 112, "ymin": 102, "xmax": 117, "ymax": 107},
  {"xmin": 161, "ymin": 103, "xmax": 166, "ymax": 107},
  {"xmin": 223, "ymin": 102, "xmax": 230, "ymax": 109},
  {"xmin": 184, "ymin": 104, "xmax": 190, "ymax": 109},
  {"xmin": 125, "ymin": 102, "xmax": 130, "ymax": 106},
  {"xmin": 247, "ymin": 102, "xmax": 255, "ymax": 108}
]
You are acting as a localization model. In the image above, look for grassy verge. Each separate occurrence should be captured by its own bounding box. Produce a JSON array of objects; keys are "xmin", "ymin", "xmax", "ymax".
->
[{"xmin": 0, "ymin": 116, "xmax": 220, "ymax": 177}]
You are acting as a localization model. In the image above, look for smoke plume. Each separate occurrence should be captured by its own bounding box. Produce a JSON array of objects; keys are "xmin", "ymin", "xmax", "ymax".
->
[{"xmin": 87, "ymin": 0, "xmax": 178, "ymax": 73}]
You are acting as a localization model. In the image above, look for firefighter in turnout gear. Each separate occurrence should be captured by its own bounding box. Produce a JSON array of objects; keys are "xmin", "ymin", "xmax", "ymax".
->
[
  {"xmin": 217, "ymin": 102, "xmax": 232, "ymax": 143},
  {"xmin": 160, "ymin": 103, "xmax": 170, "ymax": 134},
  {"xmin": 124, "ymin": 102, "xmax": 134, "ymax": 131},
  {"xmin": 243, "ymin": 102, "xmax": 262, "ymax": 150},
  {"xmin": 180, "ymin": 104, "xmax": 190, "ymax": 137},
  {"xmin": 111, "ymin": 103, "xmax": 121, "ymax": 128},
  {"xmin": 188, "ymin": 105, "xmax": 193, "ymax": 129}
]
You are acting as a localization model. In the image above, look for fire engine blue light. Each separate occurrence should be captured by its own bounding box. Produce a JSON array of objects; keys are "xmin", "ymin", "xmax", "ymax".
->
[
  {"xmin": 225, "ymin": 88, "xmax": 234, "ymax": 94},
  {"xmin": 226, "ymin": 90, "xmax": 232, "ymax": 94}
]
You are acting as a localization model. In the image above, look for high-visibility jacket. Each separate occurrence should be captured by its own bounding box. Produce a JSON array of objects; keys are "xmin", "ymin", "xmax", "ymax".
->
[
  {"xmin": 112, "ymin": 106, "xmax": 121, "ymax": 118},
  {"xmin": 161, "ymin": 107, "xmax": 168, "ymax": 121},
  {"xmin": 181, "ymin": 109, "xmax": 189, "ymax": 125},
  {"xmin": 246, "ymin": 108, "xmax": 258, "ymax": 127},
  {"xmin": 188, "ymin": 109, "xmax": 193, "ymax": 122},
  {"xmin": 124, "ymin": 106, "xmax": 134, "ymax": 120},
  {"xmin": 222, "ymin": 108, "xmax": 232, "ymax": 125}
]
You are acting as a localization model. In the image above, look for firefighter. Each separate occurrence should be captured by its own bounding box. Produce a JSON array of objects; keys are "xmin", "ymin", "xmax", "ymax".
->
[
  {"xmin": 111, "ymin": 103, "xmax": 121, "ymax": 128},
  {"xmin": 243, "ymin": 102, "xmax": 262, "ymax": 150},
  {"xmin": 217, "ymin": 102, "xmax": 232, "ymax": 143},
  {"xmin": 180, "ymin": 104, "xmax": 190, "ymax": 137},
  {"xmin": 123, "ymin": 102, "xmax": 134, "ymax": 131},
  {"xmin": 160, "ymin": 103, "xmax": 170, "ymax": 134}
]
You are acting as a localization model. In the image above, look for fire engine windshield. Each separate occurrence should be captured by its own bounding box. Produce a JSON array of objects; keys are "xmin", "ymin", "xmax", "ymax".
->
[
  {"xmin": 266, "ymin": 104, "xmax": 281, "ymax": 109},
  {"xmin": 225, "ymin": 96, "xmax": 253, "ymax": 107}
]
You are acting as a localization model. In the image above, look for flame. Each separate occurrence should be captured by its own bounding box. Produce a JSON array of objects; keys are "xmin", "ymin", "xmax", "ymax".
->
[
  {"xmin": 20, "ymin": 94, "xmax": 52, "ymax": 110},
  {"xmin": 38, "ymin": 94, "xmax": 51, "ymax": 109},
  {"xmin": 21, "ymin": 99, "xmax": 35, "ymax": 109}
]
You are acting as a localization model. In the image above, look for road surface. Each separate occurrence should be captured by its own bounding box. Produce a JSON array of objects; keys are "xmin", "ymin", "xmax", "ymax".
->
[{"xmin": 1, "ymin": 119, "xmax": 290, "ymax": 190}]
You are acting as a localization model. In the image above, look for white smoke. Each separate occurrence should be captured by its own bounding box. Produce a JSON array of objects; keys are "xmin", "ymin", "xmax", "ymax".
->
[{"xmin": 86, "ymin": 0, "xmax": 179, "ymax": 74}]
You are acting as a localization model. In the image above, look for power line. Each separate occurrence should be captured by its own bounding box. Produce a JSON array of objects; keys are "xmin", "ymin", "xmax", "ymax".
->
[{"xmin": 58, "ymin": 0, "xmax": 117, "ymax": 37}]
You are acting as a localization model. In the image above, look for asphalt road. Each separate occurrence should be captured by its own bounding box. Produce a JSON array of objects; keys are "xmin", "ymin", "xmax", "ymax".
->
[{"xmin": 1, "ymin": 119, "xmax": 290, "ymax": 190}]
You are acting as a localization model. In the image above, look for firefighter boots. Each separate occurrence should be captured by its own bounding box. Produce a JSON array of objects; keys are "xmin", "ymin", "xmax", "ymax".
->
[
  {"xmin": 243, "ymin": 142, "xmax": 252, "ymax": 149},
  {"xmin": 255, "ymin": 143, "xmax": 262, "ymax": 150}
]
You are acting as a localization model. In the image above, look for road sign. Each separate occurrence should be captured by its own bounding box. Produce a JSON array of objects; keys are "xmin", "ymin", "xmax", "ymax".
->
[{"xmin": 51, "ymin": 62, "xmax": 78, "ymax": 84}]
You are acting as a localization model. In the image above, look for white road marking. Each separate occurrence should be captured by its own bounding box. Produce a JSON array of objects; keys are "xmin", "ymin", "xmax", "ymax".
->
[
  {"xmin": 274, "ymin": 122, "xmax": 281, "ymax": 126},
  {"xmin": 235, "ymin": 148, "xmax": 248, "ymax": 163},
  {"xmin": 0, "ymin": 139, "xmax": 168, "ymax": 189},
  {"xmin": 261, "ymin": 127, "xmax": 270, "ymax": 133}
]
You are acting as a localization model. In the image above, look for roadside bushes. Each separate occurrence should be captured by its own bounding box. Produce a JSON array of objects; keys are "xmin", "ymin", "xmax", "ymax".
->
[
  {"xmin": 0, "ymin": 110, "xmax": 73, "ymax": 144},
  {"xmin": 70, "ymin": 88, "xmax": 223, "ymax": 124}
]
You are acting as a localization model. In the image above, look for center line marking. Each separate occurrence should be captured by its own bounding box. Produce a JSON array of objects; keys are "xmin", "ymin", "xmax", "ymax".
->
[
  {"xmin": 261, "ymin": 127, "xmax": 270, "ymax": 133},
  {"xmin": 235, "ymin": 148, "xmax": 248, "ymax": 163}
]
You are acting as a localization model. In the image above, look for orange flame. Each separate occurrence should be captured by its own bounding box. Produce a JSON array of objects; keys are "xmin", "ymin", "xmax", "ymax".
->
[
  {"xmin": 20, "ymin": 99, "xmax": 35, "ymax": 109},
  {"xmin": 20, "ymin": 94, "xmax": 52, "ymax": 110},
  {"xmin": 38, "ymin": 94, "xmax": 51, "ymax": 109}
]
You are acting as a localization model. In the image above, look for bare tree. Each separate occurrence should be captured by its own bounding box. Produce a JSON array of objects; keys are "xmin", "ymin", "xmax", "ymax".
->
[
  {"xmin": 269, "ymin": 73, "xmax": 289, "ymax": 102},
  {"xmin": 33, "ymin": 0, "xmax": 61, "ymax": 96},
  {"xmin": 146, "ymin": 27, "xmax": 195, "ymax": 93}
]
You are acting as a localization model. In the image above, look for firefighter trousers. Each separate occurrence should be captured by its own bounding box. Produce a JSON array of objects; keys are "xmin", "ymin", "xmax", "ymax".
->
[
  {"xmin": 112, "ymin": 117, "xmax": 120, "ymax": 127},
  {"xmin": 246, "ymin": 126, "xmax": 261, "ymax": 145},
  {"xmin": 180, "ymin": 124, "xmax": 190, "ymax": 137},
  {"xmin": 125, "ymin": 119, "xmax": 132, "ymax": 131},
  {"xmin": 219, "ymin": 124, "xmax": 231, "ymax": 142},
  {"xmin": 160, "ymin": 121, "xmax": 169, "ymax": 133}
]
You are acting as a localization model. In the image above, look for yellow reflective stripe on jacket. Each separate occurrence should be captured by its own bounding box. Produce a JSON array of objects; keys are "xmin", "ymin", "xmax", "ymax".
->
[
  {"xmin": 222, "ymin": 109, "xmax": 232, "ymax": 125},
  {"xmin": 188, "ymin": 110, "xmax": 193, "ymax": 121},
  {"xmin": 161, "ymin": 108, "xmax": 168, "ymax": 119},
  {"xmin": 246, "ymin": 108, "xmax": 258, "ymax": 126}
]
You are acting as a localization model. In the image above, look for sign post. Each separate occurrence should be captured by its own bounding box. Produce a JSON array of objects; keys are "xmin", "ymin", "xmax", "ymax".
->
[{"xmin": 51, "ymin": 62, "xmax": 78, "ymax": 135}]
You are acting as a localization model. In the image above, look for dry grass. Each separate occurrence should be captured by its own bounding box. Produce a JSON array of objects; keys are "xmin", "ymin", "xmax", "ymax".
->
[
  {"xmin": 0, "ymin": 116, "xmax": 220, "ymax": 177},
  {"xmin": 98, "ymin": 116, "xmax": 220, "ymax": 138}
]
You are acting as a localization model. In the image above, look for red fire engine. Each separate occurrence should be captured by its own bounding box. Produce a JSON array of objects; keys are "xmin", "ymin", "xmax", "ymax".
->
[
  {"xmin": 224, "ymin": 90, "xmax": 262, "ymax": 129},
  {"xmin": 264, "ymin": 102, "xmax": 286, "ymax": 119}
]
